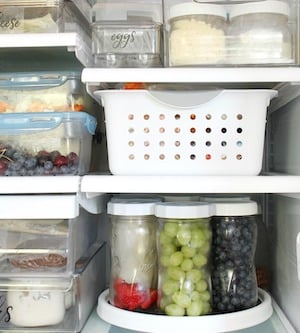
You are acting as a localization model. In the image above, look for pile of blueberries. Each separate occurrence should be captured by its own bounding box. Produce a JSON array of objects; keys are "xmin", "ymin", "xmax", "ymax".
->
[
  {"xmin": 0, "ymin": 142, "xmax": 79, "ymax": 176},
  {"xmin": 211, "ymin": 216, "xmax": 258, "ymax": 313}
]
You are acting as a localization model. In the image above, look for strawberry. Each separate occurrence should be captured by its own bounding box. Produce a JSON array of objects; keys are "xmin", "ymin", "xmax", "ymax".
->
[
  {"xmin": 53, "ymin": 155, "xmax": 68, "ymax": 167},
  {"xmin": 140, "ymin": 289, "xmax": 158, "ymax": 309}
]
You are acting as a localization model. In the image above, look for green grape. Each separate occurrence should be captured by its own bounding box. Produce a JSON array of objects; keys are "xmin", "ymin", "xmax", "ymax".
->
[
  {"xmin": 186, "ymin": 269, "xmax": 202, "ymax": 283},
  {"xmin": 192, "ymin": 253, "xmax": 208, "ymax": 268},
  {"xmin": 181, "ymin": 246, "xmax": 196, "ymax": 258},
  {"xmin": 164, "ymin": 222, "xmax": 179, "ymax": 237},
  {"xmin": 161, "ymin": 243, "xmax": 177, "ymax": 256},
  {"xmin": 176, "ymin": 226, "xmax": 192, "ymax": 246},
  {"xmin": 191, "ymin": 290, "xmax": 201, "ymax": 301},
  {"xmin": 160, "ymin": 255, "xmax": 170, "ymax": 267},
  {"xmin": 198, "ymin": 242, "xmax": 210, "ymax": 255},
  {"xmin": 162, "ymin": 280, "xmax": 179, "ymax": 296},
  {"xmin": 203, "ymin": 228, "xmax": 211, "ymax": 241},
  {"xmin": 169, "ymin": 251, "xmax": 184, "ymax": 266},
  {"xmin": 182, "ymin": 279, "xmax": 194, "ymax": 293},
  {"xmin": 167, "ymin": 267, "xmax": 185, "ymax": 281},
  {"xmin": 198, "ymin": 290, "xmax": 211, "ymax": 302},
  {"xmin": 186, "ymin": 301, "xmax": 203, "ymax": 316},
  {"xmin": 190, "ymin": 229, "xmax": 206, "ymax": 249},
  {"xmin": 172, "ymin": 291, "xmax": 191, "ymax": 308},
  {"xmin": 160, "ymin": 231, "xmax": 174, "ymax": 245},
  {"xmin": 165, "ymin": 304, "xmax": 185, "ymax": 316},
  {"xmin": 202, "ymin": 301, "xmax": 211, "ymax": 314},
  {"xmin": 195, "ymin": 279, "xmax": 208, "ymax": 292},
  {"xmin": 159, "ymin": 295, "xmax": 172, "ymax": 310},
  {"xmin": 181, "ymin": 258, "xmax": 194, "ymax": 272}
]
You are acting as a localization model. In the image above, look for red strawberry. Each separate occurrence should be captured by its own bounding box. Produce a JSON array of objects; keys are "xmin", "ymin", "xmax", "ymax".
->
[
  {"xmin": 53, "ymin": 155, "xmax": 68, "ymax": 167},
  {"xmin": 140, "ymin": 289, "xmax": 158, "ymax": 309}
]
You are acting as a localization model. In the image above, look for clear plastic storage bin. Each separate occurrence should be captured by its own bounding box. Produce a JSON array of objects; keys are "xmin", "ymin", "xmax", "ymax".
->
[
  {"xmin": 91, "ymin": 0, "xmax": 163, "ymax": 67},
  {"xmin": 0, "ymin": 71, "xmax": 88, "ymax": 113},
  {"xmin": 0, "ymin": 193, "xmax": 105, "ymax": 277},
  {"xmin": 94, "ymin": 88, "xmax": 277, "ymax": 175},
  {"xmin": 0, "ymin": 241, "xmax": 106, "ymax": 332},
  {"xmin": 0, "ymin": 112, "xmax": 96, "ymax": 176}
]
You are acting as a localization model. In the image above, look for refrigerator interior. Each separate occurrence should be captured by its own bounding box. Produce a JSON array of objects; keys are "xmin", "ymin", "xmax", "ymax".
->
[{"xmin": 1, "ymin": 3, "xmax": 300, "ymax": 333}]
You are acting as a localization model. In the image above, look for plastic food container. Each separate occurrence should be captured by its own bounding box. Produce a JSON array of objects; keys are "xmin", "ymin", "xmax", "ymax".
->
[
  {"xmin": 107, "ymin": 198, "xmax": 160, "ymax": 312},
  {"xmin": 0, "ymin": 0, "xmax": 90, "ymax": 34},
  {"xmin": 94, "ymin": 89, "xmax": 277, "ymax": 175},
  {"xmin": 0, "ymin": 193, "xmax": 104, "ymax": 277},
  {"xmin": 0, "ymin": 241, "xmax": 106, "ymax": 331},
  {"xmin": 210, "ymin": 200, "xmax": 258, "ymax": 313},
  {"xmin": 165, "ymin": 2, "xmax": 227, "ymax": 66},
  {"xmin": 0, "ymin": 112, "xmax": 96, "ymax": 176},
  {"xmin": 227, "ymin": 0, "xmax": 294, "ymax": 64},
  {"xmin": 155, "ymin": 202, "xmax": 214, "ymax": 316},
  {"xmin": 0, "ymin": 71, "xmax": 88, "ymax": 113},
  {"xmin": 91, "ymin": 0, "xmax": 163, "ymax": 67}
]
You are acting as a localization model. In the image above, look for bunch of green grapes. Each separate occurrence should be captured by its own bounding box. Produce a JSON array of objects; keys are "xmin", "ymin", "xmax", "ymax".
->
[{"xmin": 158, "ymin": 219, "xmax": 212, "ymax": 316}]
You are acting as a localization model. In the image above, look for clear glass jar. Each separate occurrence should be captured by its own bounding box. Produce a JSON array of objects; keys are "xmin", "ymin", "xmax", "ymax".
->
[
  {"xmin": 227, "ymin": 0, "xmax": 293, "ymax": 64},
  {"xmin": 210, "ymin": 200, "xmax": 258, "ymax": 313},
  {"xmin": 167, "ymin": 3, "xmax": 227, "ymax": 66},
  {"xmin": 155, "ymin": 202, "xmax": 214, "ymax": 316},
  {"xmin": 108, "ymin": 198, "xmax": 159, "ymax": 312}
]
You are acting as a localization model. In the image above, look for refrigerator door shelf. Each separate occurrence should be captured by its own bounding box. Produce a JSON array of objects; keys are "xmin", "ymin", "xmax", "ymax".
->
[{"xmin": 96, "ymin": 288, "xmax": 273, "ymax": 333}]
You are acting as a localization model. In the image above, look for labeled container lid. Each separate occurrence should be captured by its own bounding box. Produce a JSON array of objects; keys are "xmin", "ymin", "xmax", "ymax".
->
[
  {"xmin": 155, "ymin": 202, "xmax": 214, "ymax": 219},
  {"xmin": 107, "ymin": 198, "xmax": 161, "ymax": 216},
  {"xmin": 212, "ymin": 200, "xmax": 258, "ymax": 216},
  {"xmin": 230, "ymin": 0, "xmax": 290, "ymax": 18},
  {"xmin": 169, "ymin": 2, "xmax": 227, "ymax": 20}
]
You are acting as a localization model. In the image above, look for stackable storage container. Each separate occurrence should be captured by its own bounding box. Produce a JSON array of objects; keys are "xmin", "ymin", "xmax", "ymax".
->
[
  {"xmin": 91, "ymin": 0, "xmax": 163, "ymax": 67},
  {"xmin": 0, "ymin": 193, "xmax": 105, "ymax": 277},
  {"xmin": 94, "ymin": 88, "xmax": 277, "ymax": 175},
  {"xmin": 0, "ymin": 71, "xmax": 88, "ymax": 113},
  {"xmin": 0, "ymin": 0, "xmax": 90, "ymax": 34},
  {"xmin": 0, "ymin": 241, "xmax": 106, "ymax": 332},
  {"xmin": 0, "ymin": 112, "xmax": 96, "ymax": 176}
]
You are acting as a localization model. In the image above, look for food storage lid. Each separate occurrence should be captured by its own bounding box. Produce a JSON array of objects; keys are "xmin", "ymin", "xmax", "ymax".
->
[
  {"xmin": 199, "ymin": 195, "xmax": 251, "ymax": 202},
  {"xmin": 0, "ymin": 112, "xmax": 97, "ymax": 135},
  {"xmin": 212, "ymin": 200, "xmax": 258, "ymax": 216},
  {"xmin": 169, "ymin": 2, "xmax": 227, "ymax": 20},
  {"xmin": 92, "ymin": 1, "xmax": 162, "ymax": 23},
  {"xmin": 107, "ymin": 198, "xmax": 161, "ymax": 216},
  {"xmin": 0, "ymin": 0, "xmax": 62, "ymax": 5},
  {"xmin": 230, "ymin": 0, "xmax": 290, "ymax": 18},
  {"xmin": 155, "ymin": 202, "xmax": 214, "ymax": 219},
  {"xmin": 162, "ymin": 194, "xmax": 200, "ymax": 202}
]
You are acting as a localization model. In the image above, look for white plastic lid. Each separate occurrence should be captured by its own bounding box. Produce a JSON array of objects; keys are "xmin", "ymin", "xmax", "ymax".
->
[
  {"xmin": 107, "ymin": 199, "xmax": 161, "ymax": 216},
  {"xmin": 230, "ymin": 1, "xmax": 290, "ymax": 19},
  {"xmin": 169, "ymin": 2, "xmax": 227, "ymax": 20},
  {"xmin": 200, "ymin": 195, "xmax": 251, "ymax": 202},
  {"xmin": 213, "ymin": 200, "xmax": 258, "ymax": 216},
  {"xmin": 155, "ymin": 202, "xmax": 214, "ymax": 219},
  {"xmin": 162, "ymin": 194, "xmax": 200, "ymax": 202}
]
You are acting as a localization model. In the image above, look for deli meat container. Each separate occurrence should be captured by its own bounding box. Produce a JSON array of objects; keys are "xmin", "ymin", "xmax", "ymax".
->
[
  {"xmin": 0, "ymin": 112, "xmax": 97, "ymax": 176},
  {"xmin": 0, "ymin": 241, "xmax": 106, "ymax": 332},
  {"xmin": 0, "ymin": 193, "xmax": 105, "ymax": 277},
  {"xmin": 0, "ymin": 0, "xmax": 90, "ymax": 34},
  {"xmin": 0, "ymin": 71, "xmax": 89, "ymax": 113}
]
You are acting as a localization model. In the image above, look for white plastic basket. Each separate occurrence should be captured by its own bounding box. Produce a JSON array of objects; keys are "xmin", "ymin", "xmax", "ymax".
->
[{"xmin": 94, "ymin": 89, "xmax": 277, "ymax": 175}]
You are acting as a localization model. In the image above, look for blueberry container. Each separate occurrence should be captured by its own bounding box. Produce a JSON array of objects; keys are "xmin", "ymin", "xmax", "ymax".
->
[
  {"xmin": 210, "ymin": 200, "xmax": 259, "ymax": 313},
  {"xmin": 0, "ymin": 241, "xmax": 106, "ymax": 332},
  {"xmin": 0, "ymin": 193, "xmax": 105, "ymax": 277},
  {"xmin": 0, "ymin": 71, "xmax": 88, "ymax": 113},
  {"xmin": 0, "ymin": 112, "xmax": 97, "ymax": 176}
]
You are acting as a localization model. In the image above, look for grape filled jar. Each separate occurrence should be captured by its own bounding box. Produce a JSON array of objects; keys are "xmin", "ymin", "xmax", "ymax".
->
[
  {"xmin": 155, "ymin": 202, "xmax": 214, "ymax": 316},
  {"xmin": 210, "ymin": 200, "xmax": 258, "ymax": 313},
  {"xmin": 108, "ymin": 198, "xmax": 160, "ymax": 312}
]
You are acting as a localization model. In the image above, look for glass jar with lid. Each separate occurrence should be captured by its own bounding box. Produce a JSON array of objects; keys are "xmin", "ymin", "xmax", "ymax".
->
[
  {"xmin": 107, "ymin": 198, "xmax": 160, "ymax": 312},
  {"xmin": 210, "ymin": 200, "xmax": 258, "ymax": 313},
  {"xmin": 166, "ymin": 2, "xmax": 227, "ymax": 66},
  {"xmin": 227, "ymin": 0, "xmax": 293, "ymax": 64},
  {"xmin": 155, "ymin": 202, "xmax": 214, "ymax": 316}
]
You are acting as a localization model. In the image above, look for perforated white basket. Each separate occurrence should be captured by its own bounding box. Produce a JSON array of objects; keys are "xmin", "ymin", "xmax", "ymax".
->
[{"xmin": 94, "ymin": 89, "xmax": 277, "ymax": 175}]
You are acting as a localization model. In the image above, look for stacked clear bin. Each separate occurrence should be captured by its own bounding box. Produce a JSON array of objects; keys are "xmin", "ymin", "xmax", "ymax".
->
[{"xmin": 0, "ymin": 193, "xmax": 106, "ymax": 332}]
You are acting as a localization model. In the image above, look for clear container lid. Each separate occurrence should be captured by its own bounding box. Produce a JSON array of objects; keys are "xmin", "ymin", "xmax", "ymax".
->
[
  {"xmin": 107, "ymin": 198, "xmax": 161, "ymax": 216},
  {"xmin": 155, "ymin": 202, "xmax": 214, "ymax": 219},
  {"xmin": 230, "ymin": 0, "xmax": 290, "ymax": 19},
  {"xmin": 169, "ymin": 2, "xmax": 227, "ymax": 20},
  {"xmin": 199, "ymin": 195, "xmax": 251, "ymax": 202},
  {"xmin": 212, "ymin": 200, "xmax": 258, "ymax": 216},
  {"xmin": 92, "ymin": 0, "xmax": 162, "ymax": 23}
]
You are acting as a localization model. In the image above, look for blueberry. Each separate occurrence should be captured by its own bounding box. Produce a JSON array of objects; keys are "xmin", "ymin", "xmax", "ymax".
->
[
  {"xmin": 24, "ymin": 157, "xmax": 37, "ymax": 170},
  {"xmin": 44, "ymin": 160, "xmax": 53, "ymax": 171}
]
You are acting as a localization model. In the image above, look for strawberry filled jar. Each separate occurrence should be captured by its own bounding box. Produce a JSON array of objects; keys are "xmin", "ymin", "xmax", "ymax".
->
[{"xmin": 107, "ymin": 198, "xmax": 160, "ymax": 312}]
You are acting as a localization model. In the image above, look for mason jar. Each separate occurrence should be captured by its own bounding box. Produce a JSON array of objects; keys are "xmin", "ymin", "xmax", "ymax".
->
[
  {"xmin": 107, "ymin": 198, "xmax": 160, "ymax": 311},
  {"xmin": 210, "ymin": 200, "xmax": 259, "ymax": 313},
  {"xmin": 167, "ymin": 2, "xmax": 227, "ymax": 66},
  {"xmin": 227, "ymin": 0, "xmax": 293, "ymax": 64},
  {"xmin": 155, "ymin": 202, "xmax": 214, "ymax": 316}
]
